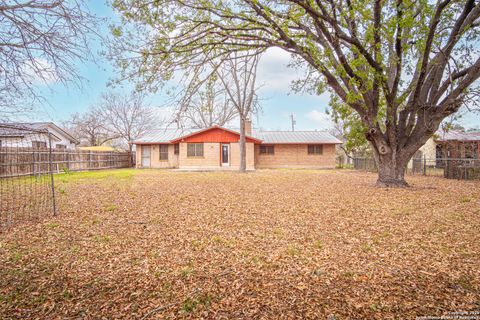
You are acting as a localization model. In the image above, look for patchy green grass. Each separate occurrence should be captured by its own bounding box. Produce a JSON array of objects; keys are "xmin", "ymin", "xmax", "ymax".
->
[
  {"xmin": 0, "ymin": 169, "xmax": 479, "ymax": 319},
  {"xmin": 55, "ymin": 168, "xmax": 137, "ymax": 183}
]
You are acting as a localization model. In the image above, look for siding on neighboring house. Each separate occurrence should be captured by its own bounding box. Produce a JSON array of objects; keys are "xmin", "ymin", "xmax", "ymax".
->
[
  {"xmin": 47, "ymin": 125, "xmax": 77, "ymax": 149},
  {"xmin": 407, "ymin": 138, "xmax": 438, "ymax": 169},
  {"xmin": 419, "ymin": 138, "xmax": 437, "ymax": 159},
  {"xmin": 254, "ymin": 144, "xmax": 337, "ymax": 168}
]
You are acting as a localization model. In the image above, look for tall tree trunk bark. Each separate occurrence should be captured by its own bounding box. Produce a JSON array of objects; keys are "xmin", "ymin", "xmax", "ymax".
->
[
  {"xmin": 366, "ymin": 114, "xmax": 441, "ymax": 188},
  {"xmin": 239, "ymin": 117, "xmax": 246, "ymax": 172},
  {"xmin": 374, "ymin": 151, "xmax": 410, "ymax": 187}
]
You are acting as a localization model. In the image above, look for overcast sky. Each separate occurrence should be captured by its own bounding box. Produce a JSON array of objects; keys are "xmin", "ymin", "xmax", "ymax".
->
[{"xmin": 30, "ymin": 1, "xmax": 480, "ymax": 131}]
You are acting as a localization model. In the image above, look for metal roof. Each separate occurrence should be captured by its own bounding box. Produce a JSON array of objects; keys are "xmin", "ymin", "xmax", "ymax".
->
[
  {"xmin": 133, "ymin": 127, "xmax": 342, "ymax": 144},
  {"xmin": 0, "ymin": 122, "xmax": 79, "ymax": 143},
  {"xmin": 132, "ymin": 128, "xmax": 195, "ymax": 144},
  {"xmin": 436, "ymin": 130, "xmax": 480, "ymax": 142},
  {"xmin": 252, "ymin": 130, "xmax": 342, "ymax": 144}
]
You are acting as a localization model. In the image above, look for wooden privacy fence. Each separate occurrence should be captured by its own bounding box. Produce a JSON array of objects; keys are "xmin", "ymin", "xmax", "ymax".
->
[
  {"xmin": 0, "ymin": 148, "xmax": 133, "ymax": 177},
  {"xmin": 50, "ymin": 149, "xmax": 133, "ymax": 173}
]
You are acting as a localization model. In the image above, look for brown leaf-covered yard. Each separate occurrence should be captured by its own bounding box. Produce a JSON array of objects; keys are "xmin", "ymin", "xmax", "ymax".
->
[{"xmin": 0, "ymin": 169, "xmax": 479, "ymax": 319}]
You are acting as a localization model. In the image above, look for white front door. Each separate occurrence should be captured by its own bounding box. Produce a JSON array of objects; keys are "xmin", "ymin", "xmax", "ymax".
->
[
  {"xmin": 141, "ymin": 145, "xmax": 151, "ymax": 167},
  {"xmin": 221, "ymin": 143, "xmax": 230, "ymax": 166}
]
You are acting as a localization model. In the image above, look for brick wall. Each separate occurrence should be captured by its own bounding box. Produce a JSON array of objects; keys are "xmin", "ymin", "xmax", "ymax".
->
[
  {"xmin": 255, "ymin": 144, "xmax": 336, "ymax": 168},
  {"xmin": 136, "ymin": 145, "xmax": 141, "ymax": 167},
  {"xmin": 178, "ymin": 142, "xmax": 220, "ymax": 169},
  {"xmin": 137, "ymin": 142, "xmax": 337, "ymax": 169},
  {"xmin": 135, "ymin": 144, "xmax": 179, "ymax": 168},
  {"xmin": 230, "ymin": 142, "xmax": 255, "ymax": 170}
]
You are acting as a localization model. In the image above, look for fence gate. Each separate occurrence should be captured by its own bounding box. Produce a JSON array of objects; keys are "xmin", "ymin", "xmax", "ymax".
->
[{"xmin": 0, "ymin": 124, "xmax": 56, "ymax": 230}]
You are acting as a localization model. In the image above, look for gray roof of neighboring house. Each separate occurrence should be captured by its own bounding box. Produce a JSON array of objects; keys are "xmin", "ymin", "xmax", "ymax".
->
[
  {"xmin": 0, "ymin": 125, "xmax": 33, "ymax": 137},
  {"xmin": 0, "ymin": 122, "xmax": 79, "ymax": 143},
  {"xmin": 436, "ymin": 130, "xmax": 480, "ymax": 142},
  {"xmin": 133, "ymin": 127, "xmax": 342, "ymax": 144}
]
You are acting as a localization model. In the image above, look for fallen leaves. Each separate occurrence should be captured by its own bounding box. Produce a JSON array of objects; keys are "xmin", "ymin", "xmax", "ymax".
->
[{"xmin": 0, "ymin": 169, "xmax": 479, "ymax": 319}]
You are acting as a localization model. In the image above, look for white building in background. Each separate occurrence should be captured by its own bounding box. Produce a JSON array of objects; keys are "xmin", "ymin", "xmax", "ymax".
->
[{"xmin": 0, "ymin": 122, "xmax": 79, "ymax": 149}]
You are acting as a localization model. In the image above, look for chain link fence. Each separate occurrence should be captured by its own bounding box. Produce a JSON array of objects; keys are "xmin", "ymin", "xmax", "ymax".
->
[
  {"xmin": 348, "ymin": 157, "xmax": 480, "ymax": 180},
  {"xmin": 0, "ymin": 124, "xmax": 56, "ymax": 230}
]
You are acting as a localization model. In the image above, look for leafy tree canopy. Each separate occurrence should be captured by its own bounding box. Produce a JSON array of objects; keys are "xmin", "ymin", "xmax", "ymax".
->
[{"xmin": 109, "ymin": 0, "xmax": 480, "ymax": 186}]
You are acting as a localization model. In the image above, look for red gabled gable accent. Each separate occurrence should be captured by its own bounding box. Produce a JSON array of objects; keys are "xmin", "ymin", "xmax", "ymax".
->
[{"xmin": 170, "ymin": 126, "xmax": 262, "ymax": 144}]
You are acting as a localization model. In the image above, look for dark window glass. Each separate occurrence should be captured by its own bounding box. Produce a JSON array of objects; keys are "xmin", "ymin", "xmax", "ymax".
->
[
  {"xmin": 465, "ymin": 143, "xmax": 478, "ymax": 159},
  {"xmin": 174, "ymin": 144, "xmax": 179, "ymax": 155},
  {"xmin": 308, "ymin": 144, "xmax": 323, "ymax": 155},
  {"xmin": 159, "ymin": 144, "xmax": 169, "ymax": 160},
  {"xmin": 260, "ymin": 145, "xmax": 274, "ymax": 154},
  {"xmin": 56, "ymin": 144, "xmax": 67, "ymax": 149},
  {"xmin": 32, "ymin": 141, "xmax": 47, "ymax": 149},
  {"xmin": 222, "ymin": 144, "xmax": 229, "ymax": 163},
  {"xmin": 187, "ymin": 143, "xmax": 203, "ymax": 157}
]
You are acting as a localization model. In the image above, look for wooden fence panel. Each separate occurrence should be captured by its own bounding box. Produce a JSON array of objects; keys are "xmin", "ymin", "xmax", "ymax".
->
[{"xmin": 0, "ymin": 148, "xmax": 133, "ymax": 177}]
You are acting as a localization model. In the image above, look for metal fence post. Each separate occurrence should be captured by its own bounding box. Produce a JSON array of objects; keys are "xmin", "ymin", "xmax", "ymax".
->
[
  {"xmin": 32, "ymin": 149, "xmax": 36, "ymax": 177},
  {"xmin": 423, "ymin": 155, "xmax": 427, "ymax": 176},
  {"xmin": 66, "ymin": 150, "xmax": 69, "ymax": 171},
  {"xmin": 48, "ymin": 133, "xmax": 57, "ymax": 216}
]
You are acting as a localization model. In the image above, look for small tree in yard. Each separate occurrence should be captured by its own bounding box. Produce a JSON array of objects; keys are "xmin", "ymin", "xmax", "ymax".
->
[
  {"xmin": 328, "ymin": 96, "xmax": 370, "ymax": 160},
  {"xmin": 110, "ymin": 0, "xmax": 480, "ymax": 186}
]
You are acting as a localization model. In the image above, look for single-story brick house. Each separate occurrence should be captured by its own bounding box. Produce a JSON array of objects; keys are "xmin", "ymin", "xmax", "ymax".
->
[{"xmin": 132, "ymin": 121, "xmax": 342, "ymax": 170}]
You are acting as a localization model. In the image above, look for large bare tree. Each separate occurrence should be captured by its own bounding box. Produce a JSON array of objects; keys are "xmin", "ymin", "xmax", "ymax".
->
[
  {"xmin": 174, "ymin": 76, "xmax": 237, "ymax": 128},
  {"xmin": 216, "ymin": 53, "xmax": 261, "ymax": 172},
  {"xmin": 95, "ymin": 91, "xmax": 157, "ymax": 153},
  {"xmin": 168, "ymin": 53, "xmax": 261, "ymax": 172},
  {"xmin": 64, "ymin": 110, "xmax": 118, "ymax": 147},
  {"xmin": 0, "ymin": 0, "xmax": 97, "ymax": 120},
  {"xmin": 110, "ymin": 0, "xmax": 480, "ymax": 186}
]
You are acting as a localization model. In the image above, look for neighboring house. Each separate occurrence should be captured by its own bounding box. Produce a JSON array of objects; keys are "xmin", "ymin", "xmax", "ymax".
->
[
  {"xmin": 407, "ymin": 130, "xmax": 480, "ymax": 171},
  {"xmin": 435, "ymin": 130, "xmax": 480, "ymax": 159},
  {"xmin": 0, "ymin": 122, "xmax": 79, "ymax": 149},
  {"xmin": 132, "ymin": 121, "xmax": 342, "ymax": 170},
  {"xmin": 414, "ymin": 130, "xmax": 480, "ymax": 160}
]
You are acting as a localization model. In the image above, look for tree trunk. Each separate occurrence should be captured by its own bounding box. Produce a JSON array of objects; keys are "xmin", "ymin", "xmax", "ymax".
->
[
  {"xmin": 239, "ymin": 117, "xmax": 246, "ymax": 172},
  {"xmin": 374, "ymin": 151, "xmax": 410, "ymax": 187}
]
